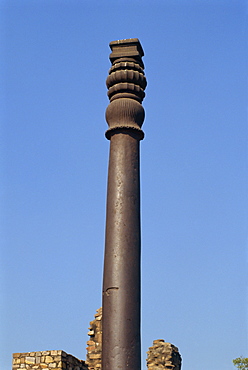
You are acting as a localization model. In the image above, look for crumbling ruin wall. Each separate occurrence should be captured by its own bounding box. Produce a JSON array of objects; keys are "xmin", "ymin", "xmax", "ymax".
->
[
  {"xmin": 12, "ymin": 309, "xmax": 182, "ymax": 370},
  {"xmin": 85, "ymin": 309, "xmax": 182, "ymax": 370},
  {"xmin": 85, "ymin": 308, "xmax": 102, "ymax": 370},
  {"xmin": 146, "ymin": 340, "xmax": 182, "ymax": 370},
  {"xmin": 12, "ymin": 350, "xmax": 88, "ymax": 370}
]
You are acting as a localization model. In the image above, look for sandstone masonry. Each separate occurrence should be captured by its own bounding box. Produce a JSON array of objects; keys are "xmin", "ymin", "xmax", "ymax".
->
[
  {"xmin": 12, "ymin": 350, "xmax": 88, "ymax": 370},
  {"xmin": 85, "ymin": 308, "xmax": 102, "ymax": 370},
  {"xmin": 146, "ymin": 340, "xmax": 182, "ymax": 370}
]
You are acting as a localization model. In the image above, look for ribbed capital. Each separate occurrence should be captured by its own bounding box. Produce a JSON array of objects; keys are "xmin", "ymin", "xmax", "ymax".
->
[{"xmin": 105, "ymin": 39, "xmax": 147, "ymax": 140}]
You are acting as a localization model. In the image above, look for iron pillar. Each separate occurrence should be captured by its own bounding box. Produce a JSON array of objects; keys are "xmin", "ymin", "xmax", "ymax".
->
[{"xmin": 102, "ymin": 38, "xmax": 147, "ymax": 370}]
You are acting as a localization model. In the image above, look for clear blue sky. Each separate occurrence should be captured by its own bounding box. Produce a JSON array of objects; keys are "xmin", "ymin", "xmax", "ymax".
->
[{"xmin": 1, "ymin": 1, "xmax": 247, "ymax": 369}]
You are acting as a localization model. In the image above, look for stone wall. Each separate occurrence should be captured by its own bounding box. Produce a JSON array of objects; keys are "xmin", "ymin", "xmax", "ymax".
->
[
  {"xmin": 12, "ymin": 350, "xmax": 88, "ymax": 370},
  {"xmin": 146, "ymin": 340, "xmax": 182, "ymax": 370},
  {"xmin": 85, "ymin": 308, "xmax": 102, "ymax": 370}
]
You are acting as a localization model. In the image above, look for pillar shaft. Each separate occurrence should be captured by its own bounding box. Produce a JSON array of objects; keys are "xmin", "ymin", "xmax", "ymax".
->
[
  {"xmin": 102, "ymin": 39, "xmax": 147, "ymax": 370},
  {"xmin": 103, "ymin": 131, "xmax": 141, "ymax": 369}
]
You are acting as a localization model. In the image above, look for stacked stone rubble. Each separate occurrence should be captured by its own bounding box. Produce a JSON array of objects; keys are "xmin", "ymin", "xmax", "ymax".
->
[
  {"xmin": 146, "ymin": 340, "xmax": 182, "ymax": 370},
  {"xmin": 12, "ymin": 350, "xmax": 88, "ymax": 370},
  {"xmin": 85, "ymin": 308, "xmax": 102, "ymax": 370}
]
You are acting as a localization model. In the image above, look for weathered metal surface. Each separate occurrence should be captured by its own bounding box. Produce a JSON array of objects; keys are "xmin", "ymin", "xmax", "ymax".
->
[{"xmin": 102, "ymin": 39, "xmax": 146, "ymax": 370}]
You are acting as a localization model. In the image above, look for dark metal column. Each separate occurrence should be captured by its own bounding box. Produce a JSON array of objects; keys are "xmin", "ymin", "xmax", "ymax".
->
[{"xmin": 102, "ymin": 39, "xmax": 147, "ymax": 370}]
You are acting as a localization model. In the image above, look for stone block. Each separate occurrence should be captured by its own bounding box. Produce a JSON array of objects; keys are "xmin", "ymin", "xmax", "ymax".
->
[
  {"xmin": 51, "ymin": 356, "xmax": 59, "ymax": 362},
  {"xmin": 26, "ymin": 357, "xmax": 36, "ymax": 364},
  {"xmin": 48, "ymin": 363, "xmax": 56, "ymax": 368},
  {"xmin": 89, "ymin": 354, "xmax": 101, "ymax": 359},
  {"xmin": 13, "ymin": 358, "xmax": 21, "ymax": 364},
  {"xmin": 86, "ymin": 346, "xmax": 95, "ymax": 352},
  {"xmin": 45, "ymin": 356, "xmax": 54, "ymax": 363}
]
